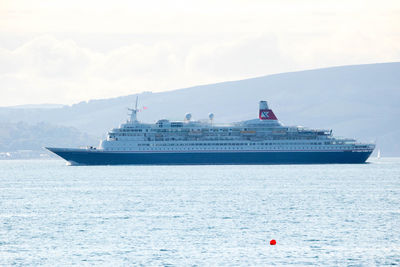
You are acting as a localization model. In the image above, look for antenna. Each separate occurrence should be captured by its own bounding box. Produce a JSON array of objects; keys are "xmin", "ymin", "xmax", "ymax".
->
[{"xmin": 135, "ymin": 96, "xmax": 138, "ymax": 110}]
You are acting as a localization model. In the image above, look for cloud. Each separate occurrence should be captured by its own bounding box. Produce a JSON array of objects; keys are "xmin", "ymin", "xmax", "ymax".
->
[
  {"xmin": 94, "ymin": 43, "xmax": 182, "ymax": 80},
  {"xmin": 0, "ymin": 31, "xmax": 399, "ymax": 106},
  {"xmin": 0, "ymin": 35, "xmax": 189, "ymax": 106},
  {"xmin": 186, "ymin": 35, "xmax": 293, "ymax": 81},
  {"xmin": 0, "ymin": 0, "xmax": 399, "ymax": 106},
  {"xmin": 0, "ymin": 36, "xmax": 102, "ymax": 105}
]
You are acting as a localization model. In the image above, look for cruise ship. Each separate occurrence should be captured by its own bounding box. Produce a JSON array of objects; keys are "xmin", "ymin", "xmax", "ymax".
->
[{"xmin": 46, "ymin": 100, "xmax": 375, "ymax": 165}]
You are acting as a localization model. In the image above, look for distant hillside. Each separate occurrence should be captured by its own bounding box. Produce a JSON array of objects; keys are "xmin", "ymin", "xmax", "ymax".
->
[
  {"xmin": 0, "ymin": 122, "xmax": 97, "ymax": 152},
  {"xmin": 7, "ymin": 104, "xmax": 64, "ymax": 109},
  {"xmin": 0, "ymin": 62, "xmax": 399, "ymax": 156}
]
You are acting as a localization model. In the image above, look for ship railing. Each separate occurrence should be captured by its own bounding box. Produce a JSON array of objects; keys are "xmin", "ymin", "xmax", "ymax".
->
[
  {"xmin": 297, "ymin": 128, "xmax": 331, "ymax": 134},
  {"xmin": 206, "ymin": 123, "xmax": 235, "ymax": 127},
  {"xmin": 355, "ymin": 142, "xmax": 376, "ymax": 146},
  {"xmin": 331, "ymin": 137, "xmax": 357, "ymax": 143},
  {"xmin": 333, "ymin": 138, "xmax": 374, "ymax": 146}
]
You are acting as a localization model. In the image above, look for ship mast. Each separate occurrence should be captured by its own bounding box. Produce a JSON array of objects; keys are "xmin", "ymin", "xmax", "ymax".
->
[{"xmin": 128, "ymin": 96, "xmax": 139, "ymax": 123}]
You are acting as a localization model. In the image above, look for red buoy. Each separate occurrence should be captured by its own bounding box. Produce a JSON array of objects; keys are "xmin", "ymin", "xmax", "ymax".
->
[{"xmin": 270, "ymin": 239, "xmax": 276, "ymax": 245}]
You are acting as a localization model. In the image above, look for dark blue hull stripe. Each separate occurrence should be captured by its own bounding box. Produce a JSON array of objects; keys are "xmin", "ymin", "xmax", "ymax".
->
[{"xmin": 48, "ymin": 150, "xmax": 373, "ymax": 165}]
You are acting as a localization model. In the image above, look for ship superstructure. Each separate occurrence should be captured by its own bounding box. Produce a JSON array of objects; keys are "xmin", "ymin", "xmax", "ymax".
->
[{"xmin": 47, "ymin": 100, "xmax": 375, "ymax": 165}]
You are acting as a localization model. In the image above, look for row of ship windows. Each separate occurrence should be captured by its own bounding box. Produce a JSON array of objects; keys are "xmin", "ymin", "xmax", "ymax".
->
[
  {"xmin": 117, "ymin": 128, "xmax": 252, "ymax": 132},
  {"xmin": 114, "ymin": 128, "xmax": 291, "ymax": 133},
  {"xmin": 136, "ymin": 142, "xmax": 327, "ymax": 146},
  {"xmin": 105, "ymin": 146, "xmax": 352, "ymax": 151},
  {"xmin": 110, "ymin": 134, "xmax": 142, "ymax": 137},
  {"xmin": 111, "ymin": 134, "xmax": 328, "ymax": 141},
  {"xmin": 118, "ymin": 129, "xmax": 143, "ymax": 132}
]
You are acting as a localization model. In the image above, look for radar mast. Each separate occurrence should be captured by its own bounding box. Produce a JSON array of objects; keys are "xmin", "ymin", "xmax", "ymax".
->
[{"xmin": 128, "ymin": 96, "xmax": 139, "ymax": 123}]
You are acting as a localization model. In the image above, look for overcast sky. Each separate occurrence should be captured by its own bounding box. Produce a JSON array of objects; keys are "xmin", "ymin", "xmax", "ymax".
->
[{"xmin": 1, "ymin": 0, "xmax": 399, "ymax": 106}]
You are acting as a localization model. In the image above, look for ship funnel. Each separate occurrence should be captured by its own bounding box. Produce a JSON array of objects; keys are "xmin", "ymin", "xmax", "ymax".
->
[{"xmin": 259, "ymin": 100, "xmax": 278, "ymax": 121}]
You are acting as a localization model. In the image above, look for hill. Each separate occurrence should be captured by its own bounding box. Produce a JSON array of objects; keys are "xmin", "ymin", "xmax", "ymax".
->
[{"xmin": 0, "ymin": 122, "xmax": 97, "ymax": 152}]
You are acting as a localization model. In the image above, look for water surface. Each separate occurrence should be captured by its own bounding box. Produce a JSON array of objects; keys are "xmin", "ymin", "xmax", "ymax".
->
[{"xmin": 0, "ymin": 158, "xmax": 399, "ymax": 265}]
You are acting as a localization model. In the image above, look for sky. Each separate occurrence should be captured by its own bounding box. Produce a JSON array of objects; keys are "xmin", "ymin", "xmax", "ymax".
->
[{"xmin": 0, "ymin": 0, "xmax": 399, "ymax": 106}]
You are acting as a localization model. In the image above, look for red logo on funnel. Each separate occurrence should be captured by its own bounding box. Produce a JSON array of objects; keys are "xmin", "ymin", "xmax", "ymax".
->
[{"xmin": 259, "ymin": 109, "xmax": 277, "ymax": 120}]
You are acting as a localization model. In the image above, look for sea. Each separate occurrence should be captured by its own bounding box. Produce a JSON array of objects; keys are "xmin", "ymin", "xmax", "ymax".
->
[{"xmin": 0, "ymin": 158, "xmax": 399, "ymax": 266}]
